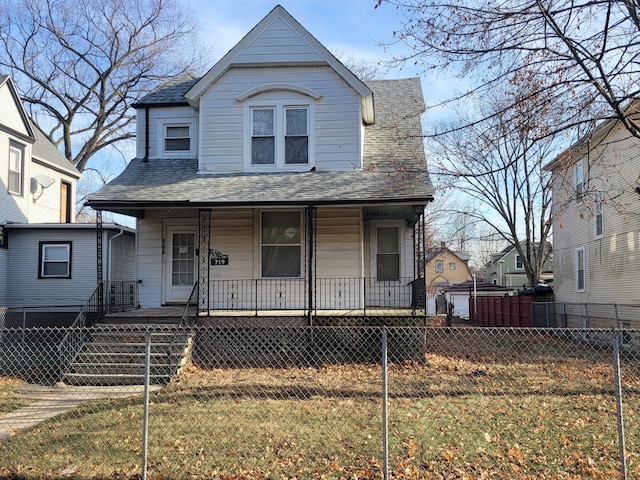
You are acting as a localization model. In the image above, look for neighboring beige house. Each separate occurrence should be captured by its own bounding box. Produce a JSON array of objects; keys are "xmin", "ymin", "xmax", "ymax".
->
[
  {"xmin": 545, "ymin": 109, "xmax": 640, "ymax": 306},
  {"xmin": 87, "ymin": 6, "xmax": 434, "ymax": 314},
  {"xmin": 424, "ymin": 242, "xmax": 472, "ymax": 294}
]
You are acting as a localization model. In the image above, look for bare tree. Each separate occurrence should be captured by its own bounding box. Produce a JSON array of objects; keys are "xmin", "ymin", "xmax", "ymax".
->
[
  {"xmin": 376, "ymin": 0, "xmax": 640, "ymax": 140},
  {"xmin": 0, "ymin": 0, "xmax": 205, "ymax": 172},
  {"xmin": 429, "ymin": 83, "xmax": 554, "ymax": 286}
]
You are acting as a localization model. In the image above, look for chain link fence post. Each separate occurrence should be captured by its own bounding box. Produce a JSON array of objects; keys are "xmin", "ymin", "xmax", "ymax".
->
[
  {"xmin": 613, "ymin": 329, "xmax": 627, "ymax": 480},
  {"xmin": 381, "ymin": 328, "xmax": 389, "ymax": 480}
]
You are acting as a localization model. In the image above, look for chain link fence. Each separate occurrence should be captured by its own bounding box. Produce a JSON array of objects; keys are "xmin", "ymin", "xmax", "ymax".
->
[{"xmin": 1, "ymin": 323, "xmax": 639, "ymax": 479}]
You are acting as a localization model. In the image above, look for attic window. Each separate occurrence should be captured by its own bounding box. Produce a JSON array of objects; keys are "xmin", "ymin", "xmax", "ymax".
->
[
  {"xmin": 165, "ymin": 125, "xmax": 190, "ymax": 151},
  {"xmin": 574, "ymin": 161, "xmax": 584, "ymax": 199},
  {"xmin": 244, "ymin": 98, "xmax": 315, "ymax": 171}
]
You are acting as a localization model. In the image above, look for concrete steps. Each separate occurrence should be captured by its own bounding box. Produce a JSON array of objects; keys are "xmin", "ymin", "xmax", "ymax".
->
[{"xmin": 63, "ymin": 325, "xmax": 192, "ymax": 386}]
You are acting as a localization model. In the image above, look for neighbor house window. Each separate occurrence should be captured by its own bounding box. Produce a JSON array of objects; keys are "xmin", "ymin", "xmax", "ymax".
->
[
  {"xmin": 246, "ymin": 101, "xmax": 313, "ymax": 169},
  {"xmin": 261, "ymin": 211, "xmax": 302, "ymax": 277},
  {"xmin": 575, "ymin": 246, "xmax": 585, "ymax": 292},
  {"xmin": 435, "ymin": 260, "xmax": 443, "ymax": 273},
  {"xmin": 8, "ymin": 141, "xmax": 24, "ymax": 195},
  {"xmin": 594, "ymin": 191, "xmax": 603, "ymax": 238},
  {"xmin": 449, "ymin": 262, "xmax": 456, "ymax": 270},
  {"xmin": 39, "ymin": 242, "xmax": 71, "ymax": 278},
  {"xmin": 0, "ymin": 226, "xmax": 6, "ymax": 248},
  {"xmin": 515, "ymin": 254, "xmax": 523, "ymax": 269},
  {"xmin": 574, "ymin": 161, "xmax": 583, "ymax": 199}
]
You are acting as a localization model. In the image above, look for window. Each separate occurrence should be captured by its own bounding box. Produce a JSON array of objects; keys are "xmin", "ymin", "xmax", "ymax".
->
[
  {"xmin": 449, "ymin": 262, "xmax": 456, "ymax": 270},
  {"xmin": 594, "ymin": 191, "xmax": 603, "ymax": 238},
  {"xmin": 60, "ymin": 181, "xmax": 72, "ymax": 223},
  {"xmin": 165, "ymin": 125, "xmax": 190, "ymax": 151},
  {"xmin": 435, "ymin": 260, "xmax": 443, "ymax": 273},
  {"xmin": 376, "ymin": 226, "xmax": 400, "ymax": 280},
  {"xmin": 575, "ymin": 246, "xmax": 585, "ymax": 292},
  {"xmin": 574, "ymin": 161, "xmax": 583, "ymax": 199},
  {"xmin": 39, "ymin": 242, "xmax": 71, "ymax": 278},
  {"xmin": 261, "ymin": 211, "xmax": 302, "ymax": 277},
  {"xmin": 515, "ymin": 254, "xmax": 523, "ymax": 270},
  {"xmin": 157, "ymin": 119, "xmax": 195, "ymax": 156},
  {"xmin": 0, "ymin": 226, "xmax": 6, "ymax": 248},
  {"xmin": 8, "ymin": 141, "xmax": 24, "ymax": 195},
  {"xmin": 246, "ymin": 101, "xmax": 313, "ymax": 169}
]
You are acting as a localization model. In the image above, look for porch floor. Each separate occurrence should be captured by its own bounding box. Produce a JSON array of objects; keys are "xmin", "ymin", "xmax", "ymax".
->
[{"xmin": 103, "ymin": 306, "xmax": 422, "ymax": 321}]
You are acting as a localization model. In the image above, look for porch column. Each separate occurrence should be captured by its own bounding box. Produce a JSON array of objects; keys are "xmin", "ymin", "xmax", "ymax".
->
[
  {"xmin": 307, "ymin": 204, "xmax": 316, "ymax": 325},
  {"xmin": 198, "ymin": 209, "xmax": 211, "ymax": 315},
  {"xmin": 96, "ymin": 209, "xmax": 104, "ymax": 313}
]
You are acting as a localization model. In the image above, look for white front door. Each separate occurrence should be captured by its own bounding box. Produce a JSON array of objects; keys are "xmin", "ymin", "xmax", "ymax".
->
[{"xmin": 164, "ymin": 227, "xmax": 197, "ymax": 304}]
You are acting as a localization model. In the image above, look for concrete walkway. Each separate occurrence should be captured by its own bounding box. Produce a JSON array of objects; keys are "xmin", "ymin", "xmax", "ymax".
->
[{"xmin": 0, "ymin": 383, "xmax": 160, "ymax": 441}]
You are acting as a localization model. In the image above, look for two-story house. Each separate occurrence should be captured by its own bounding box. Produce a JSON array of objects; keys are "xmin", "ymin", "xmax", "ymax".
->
[
  {"xmin": 424, "ymin": 242, "xmax": 472, "ymax": 294},
  {"xmin": 87, "ymin": 6, "xmax": 434, "ymax": 315},
  {"xmin": 485, "ymin": 242, "xmax": 554, "ymax": 290},
  {"xmin": 1, "ymin": 74, "xmax": 134, "ymax": 314},
  {"xmin": 545, "ymin": 108, "xmax": 640, "ymax": 311}
]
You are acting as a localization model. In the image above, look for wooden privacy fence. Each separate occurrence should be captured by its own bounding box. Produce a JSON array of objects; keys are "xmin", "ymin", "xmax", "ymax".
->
[{"xmin": 472, "ymin": 296, "xmax": 533, "ymax": 327}]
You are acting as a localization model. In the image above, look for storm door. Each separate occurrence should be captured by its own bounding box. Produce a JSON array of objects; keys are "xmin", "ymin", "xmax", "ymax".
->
[{"xmin": 164, "ymin": 227, "xmax": 197, "ymax": 303}]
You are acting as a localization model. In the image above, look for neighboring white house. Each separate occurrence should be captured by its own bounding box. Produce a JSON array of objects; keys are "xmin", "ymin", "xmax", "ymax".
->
[
  {"xmin": 1, "ymin": 74, "xmax": 135, "ymax": 313},
  {"xmin": 545, "ymin": 108, "xmax": 640, "ymax": 307},
  {"xmin": 87, "ymin": 6, "xmax": 434, "ymax": 313}
]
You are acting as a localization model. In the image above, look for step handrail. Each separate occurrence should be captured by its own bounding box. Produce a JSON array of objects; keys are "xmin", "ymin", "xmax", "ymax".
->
[
  {"xmin": 58, "ymin": 282, "xmax": 104, "ymax": 382},
  {"xmin": 166, "ymin": 282, "xmax": 199, "ymax": 377}
]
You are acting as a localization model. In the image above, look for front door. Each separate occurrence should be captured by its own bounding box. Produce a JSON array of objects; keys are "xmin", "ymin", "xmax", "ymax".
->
[
  {"xmin": 368, "ymin": 222, "xmax": 407, "ymax": 308},
  {"xmin": 164, "ymin": 227, "xmax": 197, "ymax": 304}
]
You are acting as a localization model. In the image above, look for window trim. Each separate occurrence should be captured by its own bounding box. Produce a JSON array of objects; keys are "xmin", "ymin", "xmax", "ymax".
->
[
  {"xmin": 38, "ymin": 241, "xmax": 72, "ymax": 279},
  {"xmin": 575, "ymin": 246, "xmax": 585, "ymax": 292},
  {"xmin": 435, "ymin": 260, "xmax": 443, "ymax": 274},
  {"xmin": 244, "ymin": 98, "xmax": 315, "ymax": 171},
  {"xmin": 8, "ymin": 141, "xmax": 25, "ymax": 196},
  {"xmin": 574, "ymin": 160, "xmax": 584, "ymax": 201},
  {"xmin": 259, "ymin": 209, "xmax": 304, "ymax": 279},
  {"xmin": 157, "ymin": 119, "xmax": 196, "ymax": 157},
  {"xmin": 594, "ymin": 191, "xmax": 603, "ymax": 239}
]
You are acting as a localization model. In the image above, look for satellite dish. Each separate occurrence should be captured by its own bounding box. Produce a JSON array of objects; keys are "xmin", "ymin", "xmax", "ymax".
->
[{"xmin": 34, "ymin": 174, "xmax": 55, "ymax": 188}]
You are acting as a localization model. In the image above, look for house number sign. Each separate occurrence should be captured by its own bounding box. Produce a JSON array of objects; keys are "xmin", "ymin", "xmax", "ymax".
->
[{"xmin": 209, "ymin": 249, "xmax": 229, "ymax": 266}]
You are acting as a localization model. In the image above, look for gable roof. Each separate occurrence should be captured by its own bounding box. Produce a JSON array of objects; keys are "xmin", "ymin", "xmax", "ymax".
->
[
  {"xmin": 31, "ymin": 123, "xmax": 81, "ymax": 178},
  {"xmin": 184, "ymin": 5, "xmax": 374, "ymax": 124},
  {"xmin": 87, "ymin": 77, "xmax": 433, "ymax": 216},
  {"xmin": 0, "ymin": 74, "xmax": 36, "ymax": 143}
]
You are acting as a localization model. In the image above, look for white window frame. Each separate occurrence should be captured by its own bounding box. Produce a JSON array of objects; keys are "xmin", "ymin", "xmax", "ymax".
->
[
  {"xmin": 259, "ymin": 209, "xmax": 304, "ymax": 278},
  {"xmin": 244, "ymin": 99, "xmax": 315, "ymax": 171},
  {"xmin": 594, "ymin": 191, "xmax": 603, "ymax": 239},
  {"xmin": 575, "ymin": 246, "xmax": 585, "ymax": 292},
  {"xmin": 435, "ymin": 260, "xmax": 443, "ymax": 273},
  {"xmin": 39, "ymin": 242, "xmax": 71, "ymax": 279},
  {"xmin": 574, "ymin": 161, "xmax": 584, "ymax": 200},
  {"xmin": 515, "ymin": 254, "xmax": 524, "ymax": 270},
  {"xmin": 8, "ymin": 142, "xmax": 24, "ymax": 196},
  {"xmin": 157, "ymin": 119, "xmax": 196, "ymax": 157}
]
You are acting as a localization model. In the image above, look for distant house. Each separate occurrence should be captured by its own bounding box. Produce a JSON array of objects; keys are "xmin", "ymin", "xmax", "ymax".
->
[
  {"xmin": 545, "ymin": 107, "xmax": 640, "ymax": 307},
  {"xmin": 443, "ymin": 280, "xmax": 513, "ymax": 319},
  {"xmin": 1, "ymin": 74, "xmax": 135, "ymax": 314},
  {"xmin": 87, "ymin": 6, "xmax": 434, "ymax": 314},
  {"xmin": 485, "ymin": 242, "xmax": 553, "ymax": 290},
  {"xmin": 424, "ymin": 242, "xmax": 472, "ymax": 294}
]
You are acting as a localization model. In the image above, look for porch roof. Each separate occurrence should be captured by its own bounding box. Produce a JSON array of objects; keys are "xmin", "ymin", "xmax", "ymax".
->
[{"xmin": 88, "ymin": 78, "xmax": 434, "ymax": 216}]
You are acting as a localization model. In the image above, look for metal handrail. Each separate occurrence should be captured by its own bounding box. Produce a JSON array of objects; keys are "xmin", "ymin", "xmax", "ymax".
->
[{"xmin": 165, "ymin": 282, "xmax": 199, "ymax": 378}]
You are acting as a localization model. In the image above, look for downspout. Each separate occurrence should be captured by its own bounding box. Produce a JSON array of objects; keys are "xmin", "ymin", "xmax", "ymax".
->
[{"xmin": 143, "ymin": 106, "xmax": 150, "ymax": 162}]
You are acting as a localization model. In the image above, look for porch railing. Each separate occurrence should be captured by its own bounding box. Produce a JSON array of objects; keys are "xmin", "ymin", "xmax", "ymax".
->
[
  {"xmin": 57, "ymin": 281, "xmax": 140, "ymax": 381},
  {"xmin": 203, "ymin": 277, "xmax": 423, "ymax": 315}
]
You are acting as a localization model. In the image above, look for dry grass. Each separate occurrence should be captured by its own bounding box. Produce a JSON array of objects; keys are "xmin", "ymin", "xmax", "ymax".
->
[{"xmin": 0, "ymin": 330, "xmax": 639, "ymax": 479}]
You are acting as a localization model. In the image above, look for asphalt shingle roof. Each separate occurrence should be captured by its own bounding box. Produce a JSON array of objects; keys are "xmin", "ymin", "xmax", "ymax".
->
[{"xmin": 88, "ymin": 77, "xmax": 433, "ymax": 213}]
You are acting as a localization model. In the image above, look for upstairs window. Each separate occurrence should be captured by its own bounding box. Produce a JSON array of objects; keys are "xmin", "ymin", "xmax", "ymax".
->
[
  {"xmin": 246, "ymin": 100, "xmax": 313, "ymax": 170},
  {"xmin": 574, "ymin": 161, "xmax": 584, "ymax": 199},
  {"xmin": 165, "ymin": 125, "xmax": 191, "ymax": 151},
  {"xmin": 449, "ymin": 262, "xmax": 456, "ymax": 270},
  {"xmin": 515, "ymin": 254, "xmax": 523, "ymax": 270},
  {"xmin": 8, "ymin": 141, "xmax": 24, "ymax": 195},
  {"xmin": 157, "ymin": 119, "xmax": 196, "ymax": 157},
  {"xmin": 435, "ymin": 260, "xmax": 443, "ymax": 273},
  {"xmin": 39, "ymin": 242, "xmax": 71, "ymax": 278},
  {"xmin": 594, "ymin": 191, "xmax": 603, "ymax": 238}
]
